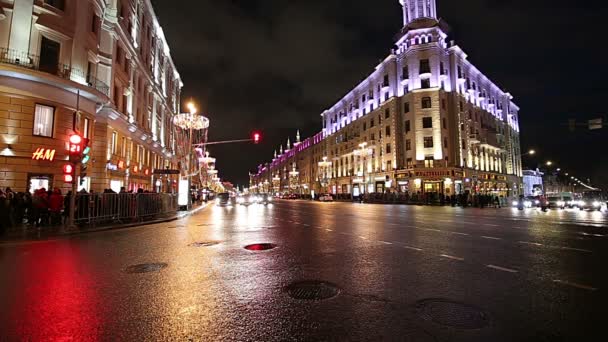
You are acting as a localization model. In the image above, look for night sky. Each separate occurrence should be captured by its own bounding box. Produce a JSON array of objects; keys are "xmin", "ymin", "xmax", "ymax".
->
[{"xmin": 151, "ymin": 0, "xmax": 608, "ymax": 189}]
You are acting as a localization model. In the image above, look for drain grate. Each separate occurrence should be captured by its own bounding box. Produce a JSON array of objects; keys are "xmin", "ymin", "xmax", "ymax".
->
[
  {"xmin": 286, "ymin": 280, "xmax": 340, "ymax": 300},
  {"xmin": 125, "ymin": 262, "xmax": 168, "ymax": 274},
  {"xmin": 415, "ymin": 299, "xmax": 489, "ymax": 329},
  {"xmin": 244, "ymin": 243, "xmax": 276, "ymax": 251},
  {"xmin": 189, "ymin": 241, "xmax": 220, "ymax": 247}
]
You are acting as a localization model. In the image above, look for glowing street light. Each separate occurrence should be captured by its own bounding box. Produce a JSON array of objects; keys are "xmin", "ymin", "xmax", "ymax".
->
[{"xmin": 546, "ymin": 161, "xmax": 553, "ymax": 166}]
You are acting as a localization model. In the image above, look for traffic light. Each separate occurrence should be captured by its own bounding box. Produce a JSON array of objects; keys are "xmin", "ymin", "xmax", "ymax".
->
[
  {"xmin": 252, "ymin": 131, "xmax": 261, "ymax": 144},
  {"xmin": 81, "ymin": 138, "xmax": 91, "ymax": 164},
  {"xmin": 63, "ymin": 164, "xmax": 74, "ymax": 183},
  {"xmin": 68, "ymin": 134, "xmax": 83, "ymax": 163}
]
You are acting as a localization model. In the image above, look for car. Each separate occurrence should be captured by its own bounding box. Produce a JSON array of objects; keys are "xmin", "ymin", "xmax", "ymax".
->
[
  {"xmin": 547, "ymin": 196, "xmax": 566, "ymax": 209},
  {"xmin": 236, "ymin": 195, "xmax": 254, "ymax": 206},
  {"xmin": 512, "ymin": 197, "xmax": 539, "ymax": 209},
  {"xmin": 319, "ymin": 194, "xmax": 334, "ymax": 202},
  {"xmin": 215, "ymin": 192, "xmax": 233, "ymax": 206},
  {"xmin": 578, "ymin": 191, "xmax": 605, "ymax": 211},
  {"xmin": 258, "ymin": 193, "xmax": 273, "ymax": 204}
]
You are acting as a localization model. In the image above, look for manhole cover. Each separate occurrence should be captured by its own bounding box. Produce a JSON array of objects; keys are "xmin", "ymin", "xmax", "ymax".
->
[
  {"xmin": 286, "ymin": 280, "xmax": 340, "ymax": 300},
  {"xmin": 189, "ymin": 241, "xmax": 220, "ymax": 247},
  {"xmin": 244, "ymin": 243, "xmax": 276, "ymax": 251},
  {"xmin": 415, "ymin": 299, "xmax": 489, "ymax": 329},
  {"xmin": 125, "ymin": 263, "xmax": 168, "ymax": 274}
]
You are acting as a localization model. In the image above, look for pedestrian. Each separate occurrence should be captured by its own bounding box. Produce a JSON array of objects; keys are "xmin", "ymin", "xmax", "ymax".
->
[{"xmin": 49, "ymin": 188, "xmax": 63, "ymax": 226}]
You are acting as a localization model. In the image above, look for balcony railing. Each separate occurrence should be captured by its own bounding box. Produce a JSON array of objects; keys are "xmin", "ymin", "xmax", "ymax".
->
[{"xmin": 0, "ymin": 47, "xmax": 110, "ymax": 96}]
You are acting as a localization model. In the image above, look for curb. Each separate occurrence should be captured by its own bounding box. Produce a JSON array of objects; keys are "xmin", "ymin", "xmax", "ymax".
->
[{"xmin": 0, "ymin": 203, "xmax": 209, "ymax": 244}]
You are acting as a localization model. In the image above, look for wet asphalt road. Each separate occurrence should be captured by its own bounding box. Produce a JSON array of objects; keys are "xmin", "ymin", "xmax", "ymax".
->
[{"xmin": 1, "ymin": 200, "xmax": 607, "ymax": 341}]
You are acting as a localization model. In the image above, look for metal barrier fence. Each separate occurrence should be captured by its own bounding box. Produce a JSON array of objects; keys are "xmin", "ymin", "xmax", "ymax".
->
[{"xmin": 73, "ymin": 193, "xmax": 178, "ymax": 225}]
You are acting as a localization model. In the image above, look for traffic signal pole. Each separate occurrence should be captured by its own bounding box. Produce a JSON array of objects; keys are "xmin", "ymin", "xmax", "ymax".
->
[{"xmin": 67, "ymin": 163, "xmax": 78, "ymax": 229}]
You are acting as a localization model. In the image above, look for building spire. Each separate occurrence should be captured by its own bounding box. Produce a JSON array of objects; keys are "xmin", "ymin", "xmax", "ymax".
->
[
  {"xmin": 286, "ymin": 137, "xmax": 291, "ymax": 150},
  {"xmin": 399, "ymin": 0, "xmax": 437, "ymax": 27},
  {"xmin": 296, "ymin": 130, "xmax": 301, "ymax": 143}
]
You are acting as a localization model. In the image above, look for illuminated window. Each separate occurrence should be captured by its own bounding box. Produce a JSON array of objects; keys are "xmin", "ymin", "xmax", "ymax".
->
[
  {"xmin": 422, "ymin": 117, "xmax": 433, "ymax": 128},
  {"xmin": 33, "ymin": 104, "xmax": 54, "ymax": 137},
  {"xmin": 423, "ymin": 137, "xmax": 434, "ymax": 148},
  {"xmin": 111, "ymin": 131, "xmax": 117, "ymax": 155},
  {"xmin": 422, "ymin": 97, "xmax": 432, "ymax": 108},
  {"xmin": 425, "ymin": 157, "xmax": 434, "ymax": 168},
  {"xmin": 83, "ymin": 118, "xmax": 90, "ymax": 138}
]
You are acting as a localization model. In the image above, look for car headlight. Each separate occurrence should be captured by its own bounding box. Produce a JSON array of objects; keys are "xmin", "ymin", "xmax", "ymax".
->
[
  {"xmin": 512, "ymin": 201, "xmax": 519, "ymax": 206},
  {"xmin": 592, "ymin": 201, "xmax": 601, "ymax": 207},
  {"xmin": 268, "ymin": 196, "xmax": 273, "ymax": 202},
  {"xmin": 215, "ymin": 199, "xmax": 220, "ymax": 205},
  {"xmin": 580, "ymin": 201, "xmax": 587, "ymax": 206},
  {"xmin": 524, "ymin": 201, "xmax": 532, "ymax": 207},
  {"xmin": 237, "ymin": 198, "xmax": 244, "ymax": 203},
  {"xmin": 557, "ymin": 201, "xmax": 565, "ymax": 206}
]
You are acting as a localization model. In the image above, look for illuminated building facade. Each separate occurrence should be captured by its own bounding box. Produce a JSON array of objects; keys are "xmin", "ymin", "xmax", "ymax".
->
[
  {"xmin": 252, "ymin": 0, "xmax": 523, "ymax": 197},
  {"xmin": 0, "ymin": 0, "xmax": 182, "ymax": 193}
]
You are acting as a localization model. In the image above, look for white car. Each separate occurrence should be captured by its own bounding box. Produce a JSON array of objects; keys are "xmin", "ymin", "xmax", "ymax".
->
[{"xmin": 319, "ymin": 194, "xmax": 334, "ymax": 202}]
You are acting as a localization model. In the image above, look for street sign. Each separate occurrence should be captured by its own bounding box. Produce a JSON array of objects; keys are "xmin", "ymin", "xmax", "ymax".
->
[
  {"xmin": 588, "ymin": 118, "xmax": 603, "ymax": 130},
  {"xmin": 153, "ymin": 169, "xmax": 180, "ymax": 175}
]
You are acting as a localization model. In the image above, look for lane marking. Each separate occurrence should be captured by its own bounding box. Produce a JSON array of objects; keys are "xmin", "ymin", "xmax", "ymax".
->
[
  {"xmin": 425, "ymin": 228, "xmax": 442, "ymax": 233},
  {"xmin": 440, "ymin": 254, "xmax": 464, "ymax": 261},
  {"xmin": 325, "ymin": 229, "xmax": 333, "ymax": 232},
  {"xmin": 560, "ymin": 246, "xmax": 593, "ymax": 253},
  {"xmin": 487, "ymin": 265, "xmax": 518, "ymax": 273},
  {"xmin": 518, "ymin": 241, "xmax": 543, "ymax": 247},
  {"xmin": 380, "ymin": 241, "xmax": 393, "ymax": 245},
  {"xmin": 484, "ymin": 224, "xmax": 501, "ymax": 227},
  {"xmin": 359, "ymin": 236, "xmax": 368, "ymax": 240},
  {"xmin": 553, "ymin": 280, "xmax": 597, "ymax": 291},
  {"xmin": 481, "ymin": 236, "xmax": 502, "ymax": 240},
  {"xmin": 302, "ymin": 223, "xmax": 310, "ymax": 227},
  {"xmin": 404, "ymin": 246, "xmax": 423, "ymax": 251},
  {"xmin": 450, "ymin": 232, "xmax": 469, "ymax": 236}
]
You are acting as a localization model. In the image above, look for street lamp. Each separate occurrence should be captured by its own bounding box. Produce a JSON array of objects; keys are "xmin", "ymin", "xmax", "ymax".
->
[{"xmin": 546, "ymin": 161, "xmax": 553, "ymax": 166}]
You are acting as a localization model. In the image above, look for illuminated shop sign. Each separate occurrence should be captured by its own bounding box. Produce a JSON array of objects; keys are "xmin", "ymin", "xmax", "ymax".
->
[{"xmin": 32, "ymin": 148, "xmax": 56, "ymax": 161}]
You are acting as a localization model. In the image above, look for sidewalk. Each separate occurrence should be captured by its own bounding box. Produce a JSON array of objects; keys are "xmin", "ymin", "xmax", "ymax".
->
[{"xmin": 0, "ymin": 203, "xmax": 209, "ymax": 244}]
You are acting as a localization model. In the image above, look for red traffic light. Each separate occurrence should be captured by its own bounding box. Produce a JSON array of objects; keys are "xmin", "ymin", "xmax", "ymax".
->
[
  {"xmin": 69, "ymin": 134, "xmax": 82, "ymax": 145},
  {"xmin": 253, "ymin": 132, "xmax": 261, "ymax": 144},
  {"xmin": 63, "ymin": 164, "xmax": 74, "ymax": 174}
]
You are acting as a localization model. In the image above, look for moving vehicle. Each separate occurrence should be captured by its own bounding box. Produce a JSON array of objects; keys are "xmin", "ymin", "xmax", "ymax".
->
[
  {"xmin": 512, "ymin": 196, "xmax": 540, "ymax": 209},
  {"xmin": 319, "ymin": 194, "xmax": 334, "ymax": 202},
  {"xmin": 258, "ymin": 193, "xmax": 273, "ymax": 204},
  {"xmin": 578, "ymin": 191, "xmax": 605, "ymax": 211},
  {"xmin": 547, "ymin": 196, "xmax": 566, "ymax": 209},
  {"xmin": 236, "ymin": 194, "xmax": 254, "ymax": 206},
  {"xmin": 216, "ymin": 192, "xmax": 232, "ymax": 207}
]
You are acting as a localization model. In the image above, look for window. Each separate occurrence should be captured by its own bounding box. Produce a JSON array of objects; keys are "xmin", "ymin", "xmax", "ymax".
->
[
  {"xmin": 33, "ymin": 104, "xmax": 55, "ymax": 137},
  {"xmin": 405, "ymin": 120, "xmax": 411, "ymax": 133},
  {"xmin": 370, "ymin": 119, "xmax": 375, "ymax": 128},
  {"xmin": 403, "ymin": 85, "xmax": 409, "ymax": 94},
  {"xmin": 386, "ymin": 144, "xmax": 391, "ymax": 154},
  {"xmin": 422, "ymin": 117, "xmax": 433, "ymax": 128},
  {"xmin": 442, "ymin": 118, "xmax": 447, "ymax": 129},
  {"xmin": 462, "ymin": 139, "xmax": 466, "ymax": 149},
  {"xmin": 404, "ymin": 102, "xmax": 410, "ymax": 113},
  {"xmin": 459, "ymin": 101, "xmax": 464, "ymax": 111},
  {"xmin": 383, "ymin": 75, "xmax": 389, "ymax": 87},
  {"xmin": 421, "ymin": 79, "xmax": 431, "ymax": 89},
  {"xmin": 384, "ymin": 93, "xmax": 389, "ymax": 102},
  {"xmin": 444, "ymin": 138, "xmax": 448, "ymax": 148},
  {"xmin": 385, "ymin": 109, "xmax": 390, "ymax": 119},
  {"xmin": 402, "ymin": 66, "xmax": 409, "ymax": 80},
  {"xmin": 422, "ymin": 97, "xmax": 432, "ymax": 109},
  {"xmin": 363, "ymin": 122, "xmax": 367, "ymax": 131},
  {"xmin": 91, "ymin": 15, "xmax": 99, "ymax": 34},
  {"xmin": 46, "ymin": 0, "xmax": 65, "ymax": 11},
  {"xmin": 424, "ymin": 137, "xmax": 434, "ymax": 148},
  {"xmin": 385, "ymin": 126, "xmax": 391, "ymax": 136},
  {"xmin": 425, "ymin": 157, "xmax": 434, "ymax": 168},
  {"xmin": 420, "ymin": 59, "xmax": 431, "ymax": 74},
  {"xmin": 110, "ymin": 131, "xmax": 118, "ymax": 155},
  {"xmin": 406, "ymin": 139, "xmax": 412, "ymax": 151},
  {"xmin": 39, "ymin": 36, "xmax": 60, "ymax": 75},
  {"xmin": 121, "ymin": 137, "xmax": 127, "ymax": 157},
  {"xmin": 83, "ymin": 118, "xmax": 90, "ymax": 139},
  {"xmin": 461, "ymin": 123, "xmax": 465, "ymax": 131},
  {"xmin": 441, "ymin": 99, "xmax": 446, "ymax": 110},
  {"xmin": 386, "ymin": 161, "xmax": 392, "ymax": 171},
  {"xmin": 407, "ymin": 158, "xmax": 413, "ymax": 168},
  {"xmin": 371, "ymin": 133, "xmax": 375, "ymax": 141}
]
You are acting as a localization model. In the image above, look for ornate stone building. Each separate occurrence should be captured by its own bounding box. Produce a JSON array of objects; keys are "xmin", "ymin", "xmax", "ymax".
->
[
  {"xmin": 0, "ymin": 0, "xmax": 182, "ymax": 193},
  {"xmin": 252, "ymin": 0, "xmax": 523, "ymax": 197}
]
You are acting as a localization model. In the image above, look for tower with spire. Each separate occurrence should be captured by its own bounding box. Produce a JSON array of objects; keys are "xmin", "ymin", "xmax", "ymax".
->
[{"xmin": 399, "ymin": 0, "xmax": 438, "ymax": 27}]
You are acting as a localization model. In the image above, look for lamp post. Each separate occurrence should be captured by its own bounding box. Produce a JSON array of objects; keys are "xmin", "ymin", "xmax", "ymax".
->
[
  {"xmin": 173, "ymin": 102, "xmax": 210, "ymax": 208},
  {"xmin": 318, "ymin": 156, "xmax": 332, "ymax": 194}
]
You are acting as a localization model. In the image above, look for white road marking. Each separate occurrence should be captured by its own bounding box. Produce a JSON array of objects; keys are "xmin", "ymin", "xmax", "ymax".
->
[
  {"xmin": 450, "ymin": 232, "xmax": 469, "ymax": 236},
  {"xmin": 380, "ymin": 241, "xmax": 393, "ymax": 245},
  {"xmin": 481, "ymin": 236, "xmax": 502, "ymax": 240},
  {"xmin": 325, "ymin": 229, "xmax": 333, "ymax": 232},
  {"xmin": 404, "ymin": 246, "xmax": 423, "ymax": 251},
  {"xmin": 518, "ymin": 241, "xmax": 543, "ymax": 247},
  {"xmin": 553, "ymin": 280, "xmax": 597, "ymax": 291},
  {"xmin": 440, "ymin": 254, "xmax": 464, "ymax": 261},
  {"xmin": 561, "ymin": 246, "xmax": 592, "ymax": 253},
  {"xmin": 302, "ymin": 224, "xmax": 310, "ymax": 226},
  {"xmin": 484, "ymin": 224, "xmax": 500, "ymax": 227},
  {"xmin": 425, "ymin": 228, "xmax": 442, "ymax": 232},
  {"xmin": 487, "ymin": 265, "xmax": 518, "ymax": 273},
  {"xmin": 359, "ymin": 236, "xmax": 368, "ymax": 240}
]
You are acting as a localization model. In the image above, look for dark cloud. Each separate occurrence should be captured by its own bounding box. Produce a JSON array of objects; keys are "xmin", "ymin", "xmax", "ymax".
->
[{"xmin": 152, "ymin": 0, "xmax": 608, "ymax": 188}]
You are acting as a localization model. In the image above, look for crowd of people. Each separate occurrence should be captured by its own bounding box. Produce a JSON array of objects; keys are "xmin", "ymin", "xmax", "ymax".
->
[
  {"xmin": 0, "ymin": 187, "xmax": 72, "ymax": 235},
  {"xmin": 329, "ymin": 191, "xmax": 508, "ymax": 208}
]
